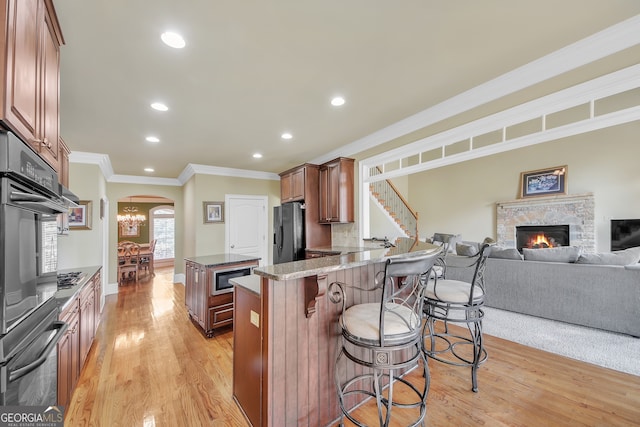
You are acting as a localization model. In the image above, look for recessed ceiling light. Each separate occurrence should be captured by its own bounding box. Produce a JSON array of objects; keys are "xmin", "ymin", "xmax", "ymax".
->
[
  {"xmin": 145, "ymin": 136, "xmax": 160, "ymax": 143},
  {"xmin": 281, "ymin": 132, "xmax": 293, "ymax": 140},
  {"xmin": 331, "ymin": 96, "xmax": 345, "ymax": 107},
  {"xmin": 144, "ymin": 168, "xmax": 154, "ymax": 173},
  {"xmin": 151, "ymin": 102, "xmax": 168, "ymax": 111},
  {"xmin": 161, "ymin": 31, "xmax": 186, "ymax": 49},
  {"xmin": 253, "ymin": 153, "xmax": 263, "ymax": 159}
]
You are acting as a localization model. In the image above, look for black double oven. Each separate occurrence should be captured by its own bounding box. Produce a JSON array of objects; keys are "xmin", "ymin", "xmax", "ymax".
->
[{"xmin": 0, "ymin": 131, "xmax": 68, "ymax": 406}]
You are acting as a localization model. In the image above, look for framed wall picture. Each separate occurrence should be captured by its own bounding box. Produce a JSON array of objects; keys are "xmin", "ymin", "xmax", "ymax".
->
[
  {"xmin": 520, "ymin": 166, "xmax": 567, "ymax": 198},
  {"xmin": 68, "ymin": 200, "xmax": 92, "ymax": 230},
  {"xmin": 119, "ymin": 222, "xmax": 140, "ymax": 237},
  {"xmin": 203, "ymin": 201, "xmax": 224, "ymax": 223}
]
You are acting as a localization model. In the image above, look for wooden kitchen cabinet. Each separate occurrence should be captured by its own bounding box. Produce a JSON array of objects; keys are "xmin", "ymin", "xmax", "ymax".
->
[
  {"xmin": 319, "ymin": 157, "xmax": 354, "ymax": 223},
  {"xmin": 208, "ymin": 292, "xmax": 234, "ymax": 330},
  {"xmin": 279, "ymin": 163, "xmax": 320, "ymax": 203},
  {"xmin": 58, "ymin": 269, "xmax": 102, "ymax": 406},
  {"xmin": 233, "ymin": 277, "xmax": 262, "ymax": 427},
  {"xmin": 184, "ymin": 256, "xmax": 259, "ymax": 337},
  {"xmin": 0, "ymin": 0, "xmax": 64, "ymax": 172},
  {"xmin": 279, "ymin": 166, "xmax": 306, "ymax": 202},
  {"xmin": 78, "ymin": 280, "xmax": 95, "ymax": 368},
  {"xmin": 185, "ymin": 260, "xmax": 207, "ymax": 331},
  {"xmin": 92, "ymin": 269, "xmax": 101, "ymax": 334},
  {"xmin": 57, "ymin": 267, "xmax": 101, "ymax": 407},
  {"xmin": 57, "ymin": 299, "xmax": 79, "ymax": 408},
  {"xmin": 278, "ymin": 163, "xmax": 331, "ymax": 248},
  {"xmin": 58, "ymin": 137, "xmax": 70, "ymax": 187}
]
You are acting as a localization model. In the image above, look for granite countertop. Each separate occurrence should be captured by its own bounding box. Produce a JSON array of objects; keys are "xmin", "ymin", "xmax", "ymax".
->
[
  {"xmin": 254, "ymin": 239, "xmax": 440, "ymax": 281},
  {"xmin": 230, "ymin": 274, "xmax": 261, "ymax": 295},
  {"xmin": 55, "ymin": 266, "xmax": 102, "ymax": 312},
  {"xmin": 305, "ymin": 246, "xmax": 369, "ymax": 254},
  {"xmin": 184, "ymin": 253, "xmax": 261, "ymax": 267}
]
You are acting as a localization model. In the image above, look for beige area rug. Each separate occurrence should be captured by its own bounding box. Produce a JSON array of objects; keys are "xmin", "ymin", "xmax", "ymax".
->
[{"xmin": 482, "ymin": 307, "xmax": 640, "ymax": 376}]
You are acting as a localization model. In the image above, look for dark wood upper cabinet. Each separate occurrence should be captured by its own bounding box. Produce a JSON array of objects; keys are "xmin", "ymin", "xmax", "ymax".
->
[
  {"xmin": 319, "ymin": 157, "xmax": 354, "ymax": 224},
  {"xmin": 0, "ymin": 0, "xmax": 63, "ymax": 173},
  {"xmin": 279, "ymin": 165, "xmax": 307, "ymax": 202},
  {"xmin": 279, "ymin": 163, "xmax": 331, "ymax": 248}
]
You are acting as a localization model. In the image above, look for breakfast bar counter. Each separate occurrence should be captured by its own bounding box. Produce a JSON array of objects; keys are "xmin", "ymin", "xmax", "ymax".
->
[{"xmin": 235, "ymin": 238, "xmax": 438, "ymax": 426}]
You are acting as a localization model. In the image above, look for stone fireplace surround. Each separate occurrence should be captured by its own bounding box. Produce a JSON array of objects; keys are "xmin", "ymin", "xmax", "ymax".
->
[{"xmin": 496, "ymin": 193, "xmax": 595, "ymax": 253}]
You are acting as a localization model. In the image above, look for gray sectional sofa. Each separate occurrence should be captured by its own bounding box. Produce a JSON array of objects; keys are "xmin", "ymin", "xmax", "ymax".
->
[{"xmin": 443, "ymin": 249, "xmax": 640, "ymax": 337}]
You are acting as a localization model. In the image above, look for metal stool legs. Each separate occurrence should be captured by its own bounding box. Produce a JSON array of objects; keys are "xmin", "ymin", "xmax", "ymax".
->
[
  {"xmin": 335, "ymin": 340, "xmax": 430, "ymax": 426},
  {"xmin": 422, "ymin": 305, "xmax": 487, "ymax": 392}
]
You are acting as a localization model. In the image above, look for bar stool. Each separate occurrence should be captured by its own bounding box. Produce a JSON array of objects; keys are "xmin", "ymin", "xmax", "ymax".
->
[
  {"xmin": 329, "ymin": 251, "xmax": 440, "ymax": 426},
  {"xmin": 422, "ymin": 243, "xmax": 492, "ymax": 392}
]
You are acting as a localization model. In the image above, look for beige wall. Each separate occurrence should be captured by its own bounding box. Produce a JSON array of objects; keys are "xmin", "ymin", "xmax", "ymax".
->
[
  {"xmin": 185, "ymin": 174, "xmax": 280, "ymax": 260},
  {"xmin": 106, "ymin": 183, "xmax": 184, "ymax": 284},
  {"xmin": 63, "ymin": 165, "xmax": 279, "ymax": 287},
  {"xmin": 58, "ymin": 163, "xmax": 106, "ymax": 270},
  {"xmin": 368, "ymin": 175, "xmax": 410, "ymax": 242},
  {"xmin": 65, "ymin": 121, "xmax": 637, "ymax": 286},
  {"xmin": 406, "ymin": 121, "xmax": 640, "ymax": 251}
]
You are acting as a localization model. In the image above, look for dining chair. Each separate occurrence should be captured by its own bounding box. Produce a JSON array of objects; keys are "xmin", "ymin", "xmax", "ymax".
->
[
  {"xmin": 118, "ymin": 242, "xmax": 141, "ymax": 285},
  {"xmin": 139, "ymin": 239, "xmax": 156, "ymax": 276}
]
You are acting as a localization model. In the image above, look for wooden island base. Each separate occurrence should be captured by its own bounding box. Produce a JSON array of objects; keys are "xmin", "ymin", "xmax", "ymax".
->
[{"xmin": 233, "ymin": 239, "xmax": 439, "ymax": 426}]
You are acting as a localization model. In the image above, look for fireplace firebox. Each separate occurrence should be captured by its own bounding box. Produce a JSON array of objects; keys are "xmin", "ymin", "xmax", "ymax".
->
[{"xmin": 516, "ymin": 225, "xmax": 570, "ymax": 252}]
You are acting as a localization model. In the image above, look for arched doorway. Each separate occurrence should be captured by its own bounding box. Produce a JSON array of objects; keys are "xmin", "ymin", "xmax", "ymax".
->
[{"xmin": 117, "ymin": 195, "xmax": 175, "ymax": 268}]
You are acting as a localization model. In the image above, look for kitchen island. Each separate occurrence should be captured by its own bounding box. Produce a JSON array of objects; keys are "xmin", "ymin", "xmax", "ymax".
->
[
  {"xmin": 184, "ymin": 254, "xmax": 260, "ymax": 337},
  {"xmin": 233, "ymin": 238, "xmax": 438, "ymax": 427}
]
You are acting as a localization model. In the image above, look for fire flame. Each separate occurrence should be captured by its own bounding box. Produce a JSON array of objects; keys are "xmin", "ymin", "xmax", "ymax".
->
[{"xmin": 530, "ymin": 233, "xmax": 553, "ymax": 248}]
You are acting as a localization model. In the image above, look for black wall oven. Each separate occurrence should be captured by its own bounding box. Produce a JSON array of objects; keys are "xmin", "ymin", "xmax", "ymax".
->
[{"xmin": 0, "ymin": 131, "xmax": 68, "ymax": 406}]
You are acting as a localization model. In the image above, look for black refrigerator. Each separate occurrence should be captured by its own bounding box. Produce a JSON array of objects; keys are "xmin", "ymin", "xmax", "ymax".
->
[{"xmin": 273, "ymin": 202, "xmax": 305, "ymax": 264}]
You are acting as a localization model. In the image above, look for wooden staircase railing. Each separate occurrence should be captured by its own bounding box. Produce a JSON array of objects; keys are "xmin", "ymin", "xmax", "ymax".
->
[{"xmin": 369, "ymin": 167, "xmax": 419, "ymax": 239}]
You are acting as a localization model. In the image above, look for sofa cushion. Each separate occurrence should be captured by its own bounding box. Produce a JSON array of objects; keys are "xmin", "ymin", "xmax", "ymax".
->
[
  {"xmin": 576, "ymin": 246, "xmax": 640, "ymax": 265},
  {"xmin": 522, "ymin": 246, "xmax": 582, "ymax": 263},
  {"xmin": 489, "ymin": 247, "xmax": 523, "ymax": 260},
  {"xmin": 456, "ymin": 242, "xmax": 479, "ymax": 256}
]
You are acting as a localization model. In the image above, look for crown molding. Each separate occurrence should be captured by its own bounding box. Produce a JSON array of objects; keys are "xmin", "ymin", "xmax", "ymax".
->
[
  {"xmin": 69, "ymin": 152, "xmax": 280, "ymax": 186},
  {"xmin": 311, "ymin": 14, "xmax": 640, "ymax": 165},
  {"xmin": 69, "ymin": 151, "xmax": 113, "ymax": 179},
  {"xmin": 108, "ymin": 174, "xmax": 182, "ymax": 186},
  {"xmin": 178, "ymin": 164, "xmax": 280, "ymax": 185}
]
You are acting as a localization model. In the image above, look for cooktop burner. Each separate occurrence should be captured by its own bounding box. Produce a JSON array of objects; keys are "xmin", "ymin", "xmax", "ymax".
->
[{"xmin": 57, "ymin": 271, "xmax": 85, "ymax": 289}]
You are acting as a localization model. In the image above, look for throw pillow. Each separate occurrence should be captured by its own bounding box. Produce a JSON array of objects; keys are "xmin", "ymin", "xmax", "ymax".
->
[
  {"xmin": 576, "ymin": 246, "xmax": 640, "ymax": 265},
  {"xmin": 488, "ymin": 247, "xmax": 523, "ymax": 260},
  {"xmin": 456, "ymin": 242, "xmax": 479, "ymax": 256},
  {"xmin": 522, "ymin": 246, "xmax": 582, "ymax": 263}
]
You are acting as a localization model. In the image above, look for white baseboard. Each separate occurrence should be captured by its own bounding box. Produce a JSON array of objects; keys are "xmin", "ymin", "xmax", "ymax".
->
[{"xmin": 105, "ymin": 282, "xmax": 119, "ymax": 296}]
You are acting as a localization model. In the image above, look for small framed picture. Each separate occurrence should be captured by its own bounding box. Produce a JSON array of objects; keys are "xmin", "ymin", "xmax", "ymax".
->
[
  {"xmin": 203, "ymin": 201, "xmax": 224, "ymax": 223},
  {"xmin": 520, "ymin": 166, "xmax": 568, "ymax": 198},
  {"xmin": 119, "ymin": 222, "xmax": 140, "ymax": 237},
  {"xmin": 69, "ymin": 200, "xmax": 92, "ymax": 230}
]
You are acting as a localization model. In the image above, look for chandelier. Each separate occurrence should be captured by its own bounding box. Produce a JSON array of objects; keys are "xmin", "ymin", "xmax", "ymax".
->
[{"xmin": 117, "ymin": 198, "xmax": 146, "ymax": 227}]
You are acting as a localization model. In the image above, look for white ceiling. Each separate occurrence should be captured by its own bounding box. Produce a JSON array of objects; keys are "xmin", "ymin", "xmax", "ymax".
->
[{"xmin": 54, "ymin": 1, "xmax": 640, "ymax": 180}]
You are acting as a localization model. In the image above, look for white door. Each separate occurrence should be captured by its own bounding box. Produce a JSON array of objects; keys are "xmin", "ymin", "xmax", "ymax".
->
[{"xmin": 225, "ymin": 195, "xmax": 268, "ymax": 266}]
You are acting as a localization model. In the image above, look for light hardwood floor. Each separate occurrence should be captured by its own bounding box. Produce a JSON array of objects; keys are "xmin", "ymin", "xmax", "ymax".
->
[{"xmin": 65, "ymin": 267, "xmax": 640, "ymax": 426}]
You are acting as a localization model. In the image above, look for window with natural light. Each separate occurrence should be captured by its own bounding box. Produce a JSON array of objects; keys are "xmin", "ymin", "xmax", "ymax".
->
[{"xmin": 150, "ymin": 206, "xmax": 174, "ymax": 260}]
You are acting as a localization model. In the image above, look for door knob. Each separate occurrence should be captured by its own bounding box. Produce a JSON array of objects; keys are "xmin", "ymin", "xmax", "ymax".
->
[{"xmin": 231, "ymin": 245, "xmax": 235, "ymax": 248}]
